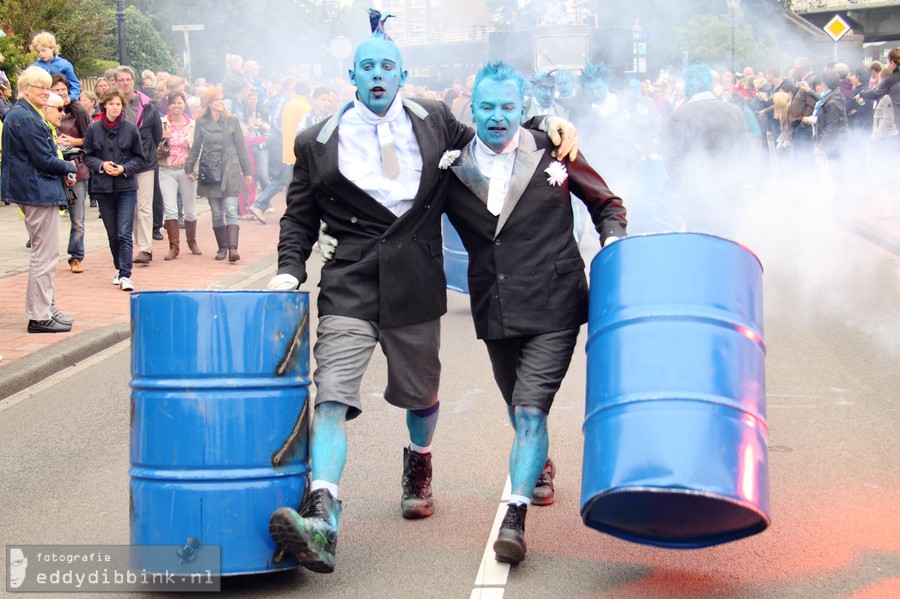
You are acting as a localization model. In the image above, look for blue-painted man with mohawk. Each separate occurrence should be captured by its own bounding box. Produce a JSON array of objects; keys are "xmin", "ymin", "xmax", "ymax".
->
[{"xmin": 267, "ymin": 10, "xmax": 578, "ymax": 573}]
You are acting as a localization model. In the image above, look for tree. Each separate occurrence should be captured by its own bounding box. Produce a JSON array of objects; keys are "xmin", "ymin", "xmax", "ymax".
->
[
  {"xmin": 110, "ymin": 5, "xmax": 179, "ymax": 75},
  {"xmin": 0, "ymin": 0, "xmax": 115, "ymax": 76}
]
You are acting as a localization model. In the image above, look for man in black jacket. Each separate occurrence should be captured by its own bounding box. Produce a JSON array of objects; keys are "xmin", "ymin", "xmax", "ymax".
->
[
  {"xmin": 443, "ymin": 61, "xmax": 626, "ymax": 564},
  {"xmin": 266, "ymin": 13, "xmax": 577, "ymax": 574}
]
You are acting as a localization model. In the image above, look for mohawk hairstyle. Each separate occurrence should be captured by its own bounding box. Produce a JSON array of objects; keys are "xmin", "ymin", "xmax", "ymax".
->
[{"xmin": 367, "ymin": 8, "xmax": 395, "ymax": 41}]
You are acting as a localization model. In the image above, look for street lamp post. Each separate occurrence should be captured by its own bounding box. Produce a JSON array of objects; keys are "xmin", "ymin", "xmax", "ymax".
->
[
  {"xmin": 116, "ymin": 0, "xmax": 126, "ymax": 65},
  {"xmin": 727, "ymin": 0, "xmax": 740, "ymax": 76}
]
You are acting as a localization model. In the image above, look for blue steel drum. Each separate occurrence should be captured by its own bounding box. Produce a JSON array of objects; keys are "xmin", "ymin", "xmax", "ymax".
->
[
  {"xmin": 582, "ymin": 232, "xmax": 769, "ymax": 548},
  {"xmin": 130, "ymin": 290, "xmax": 310, "ymax": 575},
  {"xmin": 442, "ymin": 214, "xmax": 469, "ymax": 293}
]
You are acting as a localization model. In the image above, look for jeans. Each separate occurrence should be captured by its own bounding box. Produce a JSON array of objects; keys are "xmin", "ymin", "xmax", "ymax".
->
[
  {"xmin": 208, "ymin": 196, "xmax": 240, "ymax": 227},
  {"xmin": 159, "ymin": 166, "xmax": 198, "ymax": 221},
  {"xmin": 252, "ymin": 143, "xmax": 270, "ymax": 189},
  {"xmin": 67, "ymin": 179, "xmax": 88, "ymax": 262},
  {"xmin": 251, "ymin": 162, "xmax": 291, "ymax": 212},
  {"xmin": 96, "ymin": 191, "xmax": 137, "ymax": 278}
]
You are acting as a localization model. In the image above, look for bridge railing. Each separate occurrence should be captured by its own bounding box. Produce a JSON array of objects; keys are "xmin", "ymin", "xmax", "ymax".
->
[{"xmin": 791, "ymin": 0, "xmax": 900, "ymax": 13}]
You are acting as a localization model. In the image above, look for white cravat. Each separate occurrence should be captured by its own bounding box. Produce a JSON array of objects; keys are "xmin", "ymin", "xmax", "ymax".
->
[
  {"xmin": 376, "ymin": 122, "xmax": 400, "ymax": 180},
  {"xmin": 473, "ymin": 131, "xmax": 520, "ymax": 217},
  {"xmin": 487, "ymin": 154, "xmax": 509, "ymax": 216}
]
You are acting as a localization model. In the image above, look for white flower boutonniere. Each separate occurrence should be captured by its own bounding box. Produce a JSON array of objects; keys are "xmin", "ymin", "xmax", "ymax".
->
[
  {"xmin": 545, "ymin": 161, "xmax": 568, "ymax": 186},
  {"xmin": 438, "ymin": 150, "xmax": 461, "ymax": 170}
]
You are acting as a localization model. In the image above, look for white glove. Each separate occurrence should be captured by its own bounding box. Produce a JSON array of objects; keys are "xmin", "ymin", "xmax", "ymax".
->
[
  {"xmin": 318, "ymin": 222, "xmax": 338, "ymax": 263},
  {"xmin": 268, "ymin": 273, "xmax": 300, "ymax": 290},
  {"xmin": 603, "ymin": 235, "xmax": 620, "ymax": 248}
]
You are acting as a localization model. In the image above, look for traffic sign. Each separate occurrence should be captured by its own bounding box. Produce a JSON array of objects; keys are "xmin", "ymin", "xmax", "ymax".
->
[{"xmin": 823, "ymin": 15, "xmax": 851, "ymax": 42}]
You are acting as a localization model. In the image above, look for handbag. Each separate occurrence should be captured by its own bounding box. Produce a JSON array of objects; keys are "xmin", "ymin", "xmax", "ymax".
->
[
  {"xmin": 157, "ymin": 138, "xmax": 171, "ymax": 160},
  {"xmin": 198, "ymin": 158, "xmax": 223, "ymax": 185}
]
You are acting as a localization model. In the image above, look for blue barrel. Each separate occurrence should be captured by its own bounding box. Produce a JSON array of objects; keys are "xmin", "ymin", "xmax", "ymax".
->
[
  {"xmin": 582, "ymin": 233, "xmax": 769, "ymax": 548},
  {"xmin": 442, "ymin": 215, "xmax": 469, "ymax": 294},
  {"xmin": 130, "ymin": 290, "xmax": 310, "ymax": 575}
]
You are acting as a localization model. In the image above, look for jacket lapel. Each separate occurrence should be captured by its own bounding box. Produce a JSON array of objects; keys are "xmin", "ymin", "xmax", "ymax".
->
[
  {"xmin": 403, "ymin": 99, "xmax": 441, "ymax": 204},
  {"xmin": 449, "ymin": 140, "xmax": 489, "ymax": 206},
  {"xmin": 496, "ymin": 130, "xmax": 543, "ymax": 235}
]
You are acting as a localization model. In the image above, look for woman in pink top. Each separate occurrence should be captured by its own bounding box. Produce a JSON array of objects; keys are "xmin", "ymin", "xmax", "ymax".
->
[{"xmin": 158, "ymin": 91, "xmax": 201, "ymax": 259}]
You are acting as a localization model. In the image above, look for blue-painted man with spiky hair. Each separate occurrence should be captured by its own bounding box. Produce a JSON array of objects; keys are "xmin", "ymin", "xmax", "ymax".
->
[
  {"xmin": 266, "ymin": 11, "xmax": 578, "ymax": 574},
  {"xmin": 442, "ymin": 61, "xmax": 626, "ymax": 563}
]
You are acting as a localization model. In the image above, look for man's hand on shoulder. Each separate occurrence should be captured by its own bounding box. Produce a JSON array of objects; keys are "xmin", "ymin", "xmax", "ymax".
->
[
  {"xmin": 268, "ymin": 274, "xmax": 300, "ymax": 290},
  {"xmin": 546, "ymin": 116, "xmax": 579, "ymax": 162},
  {"xmin": 318, "ymin": 223, "xmax": 338, "ymax": 263}
]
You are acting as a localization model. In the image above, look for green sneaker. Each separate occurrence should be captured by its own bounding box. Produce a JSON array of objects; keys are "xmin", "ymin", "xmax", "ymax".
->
[{"xmin": 269, "ymin": 488, "xmax": 342, "ymax": 573}]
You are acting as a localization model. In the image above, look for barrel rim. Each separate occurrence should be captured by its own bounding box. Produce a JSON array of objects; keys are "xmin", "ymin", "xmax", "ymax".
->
[
  {"xmin": 591, "ymin": 231, "xmax": 763, "ymax": 272},
  {"xmin": 580, "ymin": 486, "xmax": 771, "ymax": 549},
  {"xmin": 130, "ymin": 289, "xmax": 310, "ymax": 296}
]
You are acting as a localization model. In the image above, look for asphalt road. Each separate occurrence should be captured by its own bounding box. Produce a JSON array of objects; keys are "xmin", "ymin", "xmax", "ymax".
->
[{"xmin": 1, "ymin": 201, "xmax": 899, "ymax": 598}]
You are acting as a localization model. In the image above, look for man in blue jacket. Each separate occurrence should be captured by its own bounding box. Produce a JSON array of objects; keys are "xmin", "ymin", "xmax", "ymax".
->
[{"xmin": 0, "ymin": 67, "xmax": 77, "ymax": 333}]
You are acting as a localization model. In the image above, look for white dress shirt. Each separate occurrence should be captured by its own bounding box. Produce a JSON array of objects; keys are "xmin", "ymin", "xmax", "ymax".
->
[
  {"xmin": 473, "ymin": 130, "xmax": 520, "ymax": 216},
  {"xmin": 337, "ymin": 93, "xmax": 423, "ymax": 217}
]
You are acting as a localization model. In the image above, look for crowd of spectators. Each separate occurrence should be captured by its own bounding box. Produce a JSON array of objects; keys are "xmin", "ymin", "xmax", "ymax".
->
[{"xmin": 1, "ymin": 27, "xmax": 898, "ymax": 333}]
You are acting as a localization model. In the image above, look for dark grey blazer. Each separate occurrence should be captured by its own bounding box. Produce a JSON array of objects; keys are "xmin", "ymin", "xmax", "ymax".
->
[{"xmin": 445, "ymin": 130, "xmax": 627, "ymax": 340}]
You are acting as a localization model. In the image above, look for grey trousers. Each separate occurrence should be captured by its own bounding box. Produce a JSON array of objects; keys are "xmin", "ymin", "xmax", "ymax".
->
[{"xmin": 22, "ymin": 204, "xmax": 61, "ymax": 321}]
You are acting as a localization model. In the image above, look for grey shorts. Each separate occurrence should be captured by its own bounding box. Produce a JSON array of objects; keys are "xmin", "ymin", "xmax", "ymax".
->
[
  {"xmin": 312, "ymin": 314, "xmax": 441, "ymax": 420},
  {"xmin": 483, "ymin": 328, "xmax": 580, "ymax": 412}
]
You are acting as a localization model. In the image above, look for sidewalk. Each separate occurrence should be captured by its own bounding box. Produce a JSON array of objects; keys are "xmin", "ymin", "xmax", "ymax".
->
[{"xmin": 0, "ymin": 195, "xmax": 287, "ymax": 397}]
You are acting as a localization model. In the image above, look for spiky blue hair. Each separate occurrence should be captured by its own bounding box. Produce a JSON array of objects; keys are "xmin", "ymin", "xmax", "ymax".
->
[{"xmin": 473, "ymin": 61, "xmax": 525, "ymax": 98}]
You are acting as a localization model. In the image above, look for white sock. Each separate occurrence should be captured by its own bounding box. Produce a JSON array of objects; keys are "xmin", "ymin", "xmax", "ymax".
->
[
  {"xmin": 508, "ymin": 494, "xmax": 531, "ymax": 507},
  {"xmin": 310, "ymin": 480, "xmax": 339, "ymax": 500},
  {"xmin": 409, "ymin": 442, "xmax": 431, "ymax": 454}
]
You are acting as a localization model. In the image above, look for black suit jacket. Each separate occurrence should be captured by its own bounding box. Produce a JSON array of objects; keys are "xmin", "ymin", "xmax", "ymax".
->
[
  {"xmin": 277, "ymin": 98, "xmax": 473, "ymax": 328},
  {"xmin": 445, "ymin": 130, "xmax": 627, "ymax": 340}
]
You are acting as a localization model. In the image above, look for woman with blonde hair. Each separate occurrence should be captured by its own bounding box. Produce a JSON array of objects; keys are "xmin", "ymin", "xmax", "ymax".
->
[{"xmin": 185, "ymin": 86, "xmax": 252, "ymax": 262}]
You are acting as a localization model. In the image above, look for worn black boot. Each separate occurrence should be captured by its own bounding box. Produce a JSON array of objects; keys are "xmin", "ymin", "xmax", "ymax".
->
[
  {"xmin": 212, "ymin": 226, "xmax": 227, "ymax": 260},
  {"xmin": 493, "ymin": 503, "xmax": 527, "ymax": 564},
  {"xmin": 531, "ymin": 457, "xmax": 556, "ymax": 506},
  {"xmin": 401, "ymin": 447, "xmax": 434, "ymax": 519},
  {"xmin": 269, "ymin": 488, "xmax": 343, "ymax": 574}
]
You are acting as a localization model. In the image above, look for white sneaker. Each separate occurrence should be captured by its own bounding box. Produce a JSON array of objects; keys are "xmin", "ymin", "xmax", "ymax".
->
[
  {"xmin": 112, "ymin": 275, "xmax": 121, "ymax": 286},
  {"xmin": 119, "ymin": 277, "xmax": 135, "ymax": 291}
]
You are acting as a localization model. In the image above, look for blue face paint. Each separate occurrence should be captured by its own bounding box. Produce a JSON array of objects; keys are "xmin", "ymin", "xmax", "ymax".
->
[
  {"xmin": 583, "ymin": 78, "xmax": 610, "ymax": 105},
  {"xmin": 556, "ymin": 70, "xmax": 575, "ymax": 97},
  {"xmin": 472, "ymin": 78, "xmax": 524, "ymax": 154},
  {"xmin": 349, "ymin": 37, "xmax": 407, "ymax": 117},
  {"xmin": 534, "ymin": 83, "xmax": 556, "ymax": 109}
]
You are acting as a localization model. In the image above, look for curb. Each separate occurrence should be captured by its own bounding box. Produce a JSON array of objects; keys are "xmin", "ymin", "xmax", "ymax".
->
[{"xmin": 0, "ymin": 323, "xmax": 131, "ymax": 401}]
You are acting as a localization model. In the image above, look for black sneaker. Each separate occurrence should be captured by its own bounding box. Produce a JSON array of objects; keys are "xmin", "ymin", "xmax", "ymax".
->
[
  {"xmin": 401, "ymin": 447, "xmax": 434, "ymax": 519},
  {"xmin": 494, "ymin": 503, "xmax": 527, "ymax": 563},
  {"xmin": 269, "ymin": 489, "xmax": 342, "ymax": 574},
  {"xmin": 532, "ymin": 457, "xmax": 556, "ymax": 506}
]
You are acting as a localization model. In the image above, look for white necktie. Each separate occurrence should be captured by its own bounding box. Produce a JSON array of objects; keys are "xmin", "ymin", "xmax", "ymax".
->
[
  {"xmin": 377, "ymin": 123, "xmax": 400, "ymax": 180},
  {"xmin": 487, "ymin": 153, "xmax": 508, "ymax": 216}
]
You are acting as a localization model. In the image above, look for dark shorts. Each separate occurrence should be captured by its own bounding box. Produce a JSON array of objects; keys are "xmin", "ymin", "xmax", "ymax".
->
[
  {"xmin": 312, "ymin": 315, "xmax": 441, "ymax": 420},
  {"xmin": 483, "ymin": 328, "xmax": 580, "ymax": 412}
]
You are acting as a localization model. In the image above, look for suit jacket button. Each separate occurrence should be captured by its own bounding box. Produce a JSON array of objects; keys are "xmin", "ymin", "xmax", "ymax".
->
[
  {"xmin": 498, "ymin": 274, "xmax": 506, "ymax": 281},
  {"xmin": 350, "ymin": 216, "xmax": 358, "ymax": 224},
  {"xmin": 424, "ymin": 204, "xmax": 431, "ymax": 210},
  {"xmin": 381, "ymin": 238, "xmax": 387, "ymax": 243},
  {"xmin": 494, "ymin": 238, "xmax": 501, "ymax": 246}
]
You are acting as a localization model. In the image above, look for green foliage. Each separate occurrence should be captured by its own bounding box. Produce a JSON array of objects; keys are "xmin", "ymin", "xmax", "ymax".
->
[
  {"xmin": 0, "ymin": 0, "xmax": 116, "ymax": 77},
  {"xmin": 0, "ymin": 35, "xmax": 33, "ymax": 88},
  {"xmin": 111, "ymin": 5, "xmax": 179, "ymax": 75}
]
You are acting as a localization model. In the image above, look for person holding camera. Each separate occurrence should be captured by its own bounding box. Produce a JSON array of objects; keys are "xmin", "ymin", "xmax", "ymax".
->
[
  {"xmin": 83, "ymin": 88, "xmax": 145, "ymax": 292},
  {"xmin": 49, "ymin": 74, "xmax": 91, "ymax": 273},
  {"xmin": 0, "ymin": 67, "xmax": 77, "ymax": 333}
]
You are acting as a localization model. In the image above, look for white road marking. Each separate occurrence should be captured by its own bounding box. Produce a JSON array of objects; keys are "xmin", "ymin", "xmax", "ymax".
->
[{"xmin": 472, "ymin": 476, "xmax": 513, "ymax": 597}]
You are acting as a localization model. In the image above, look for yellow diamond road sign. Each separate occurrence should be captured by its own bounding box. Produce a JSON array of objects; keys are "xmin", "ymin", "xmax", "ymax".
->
[{"xmin": 824, "ymin": 15, "xmax": 851, "ymax": 42}]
